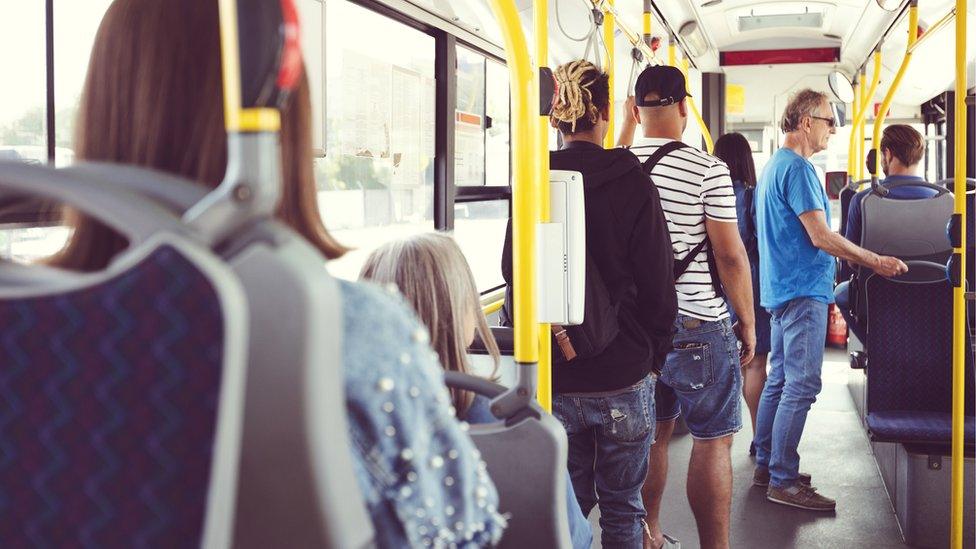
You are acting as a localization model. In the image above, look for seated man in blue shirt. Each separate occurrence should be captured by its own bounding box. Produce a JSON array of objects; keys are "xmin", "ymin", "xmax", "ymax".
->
[{"xmin": 835, "ymin": 124, "xmax": 938, "ymax": 342}]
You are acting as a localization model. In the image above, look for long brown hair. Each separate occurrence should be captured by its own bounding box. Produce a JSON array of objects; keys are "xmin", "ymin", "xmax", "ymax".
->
[
  {"xmin": 51, "ymin": 0, "xmax": 347, "ymax": 271},
  {"xmin": 360, "ymin": 233, "xmax": 500, "ymax": 417}
]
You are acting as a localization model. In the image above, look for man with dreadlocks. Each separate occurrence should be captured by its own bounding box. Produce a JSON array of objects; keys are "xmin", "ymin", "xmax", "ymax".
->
[{"xmin": 501, "ymin": 59, "xmax": 677, "ymax": 548}]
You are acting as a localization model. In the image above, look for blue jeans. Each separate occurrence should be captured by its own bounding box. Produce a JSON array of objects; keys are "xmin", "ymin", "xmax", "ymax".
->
[
  {"xmin": 834, "ymin": 281, "xmax": 865, "ymax": 342},
  {"xmin": 553, "ymin": 375, "xmax": 655, "ymax": 549},
  {"xmin": 754, "ymin": 297, "xmax": 828, "ymax": 489},
  {"xmin": 656, "ymin": 315, "xmax": 743, "ymax": 439}
]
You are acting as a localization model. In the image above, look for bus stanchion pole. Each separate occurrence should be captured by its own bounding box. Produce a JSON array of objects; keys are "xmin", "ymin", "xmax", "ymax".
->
[
  {"xmin": 849, "ymin": 51, "xmax": 881, "ymax": 190},
  {"xmin": 950, "ymin": 0, "xmax": 967, "ymax": 544},
  {"xmin": 858, "ymin": 68, "xmax": 868, "ymax": 181},
  {"xmin": 603, "ymin": 0, "xmax": 615, "ymax": 149},
  {"xmin": 871, "ymin": 2, "xmax": 918, "ymax": 185},
  {"xmin": 486, "ymin": 0, "xmax": 539, "ymax": 394},
  {"xmin": 535, "ymin": 0, "xmax": 552, "ymax": 412}
]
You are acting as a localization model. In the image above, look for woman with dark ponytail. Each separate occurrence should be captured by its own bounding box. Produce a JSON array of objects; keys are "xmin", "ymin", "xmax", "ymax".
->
[{"xmin": 502, "ymin": 59, "xmax": 677, "ymax": 548}]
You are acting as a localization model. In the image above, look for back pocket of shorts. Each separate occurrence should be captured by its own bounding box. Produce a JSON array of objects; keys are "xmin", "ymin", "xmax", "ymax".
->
[{"xmin": 662, "ymin": 343, "xmax": 714, "ymax": 392}]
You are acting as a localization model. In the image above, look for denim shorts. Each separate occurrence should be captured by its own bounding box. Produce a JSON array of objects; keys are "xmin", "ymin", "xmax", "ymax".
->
[{"xmin": 655, "ymin": 314, "xmax": 743, "ymax": 439}]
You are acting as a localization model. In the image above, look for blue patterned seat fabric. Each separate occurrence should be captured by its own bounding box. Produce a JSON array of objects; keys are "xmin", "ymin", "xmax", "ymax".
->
[
  {"xmin": 0, "ymin": 245, "xmax": 226, "ymax": 547},
  {"xmin": 865, "ymin": 273, "xmax": 975, "ymax": 444}
]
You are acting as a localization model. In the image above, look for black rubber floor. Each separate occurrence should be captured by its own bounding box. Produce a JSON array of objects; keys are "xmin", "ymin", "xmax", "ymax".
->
[{"xmin": 589, "ymin": 349, "xmax": 910, "ymax": 548}]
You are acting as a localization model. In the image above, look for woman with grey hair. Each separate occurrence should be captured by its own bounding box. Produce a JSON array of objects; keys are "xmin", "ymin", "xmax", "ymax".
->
[{"xmin": 361, "ymin": 232, "xmax": 593, "ymax": 548}]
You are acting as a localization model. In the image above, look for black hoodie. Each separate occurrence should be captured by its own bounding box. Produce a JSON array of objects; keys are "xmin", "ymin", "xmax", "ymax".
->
[{"xmin": 503, "ymin": 141, "xmax": 678, "ymax": 393}]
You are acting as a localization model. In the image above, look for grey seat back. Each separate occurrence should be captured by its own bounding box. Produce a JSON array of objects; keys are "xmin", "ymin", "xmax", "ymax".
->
[
  {"xmin": 445, "ymin": 371, "xmax": 572, "ymax": 549},
  {"xmin": 859, "ymin": 183, "xmax": 953, "ymax": 259},
  {"xmin": 853, "ymin": 181, "xmax": 953, "ymax": 320},
  {"xmin": 0, "ymin": 163, "xmax": 249, "ymax": 549}
]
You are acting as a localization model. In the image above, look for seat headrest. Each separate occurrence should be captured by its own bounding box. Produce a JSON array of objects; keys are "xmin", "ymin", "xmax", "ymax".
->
[{"xmin": 234, "ymin": 0, "xmax": 302, "ymax": 110}]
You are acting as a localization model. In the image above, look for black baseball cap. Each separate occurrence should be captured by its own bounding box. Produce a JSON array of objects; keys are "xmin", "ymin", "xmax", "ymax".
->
[{"xmin": 635, "ymin": 65, "xmax": 690, "ymax": 107}]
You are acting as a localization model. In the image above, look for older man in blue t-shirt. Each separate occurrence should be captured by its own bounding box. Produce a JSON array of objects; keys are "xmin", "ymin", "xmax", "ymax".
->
[
  {"xmin": 834, "ymin": 124, "xmax": 939, "ymax": 341},
  {"xmin": 755, "ymin": 90, "xmax": 907, "ymax": 512}
]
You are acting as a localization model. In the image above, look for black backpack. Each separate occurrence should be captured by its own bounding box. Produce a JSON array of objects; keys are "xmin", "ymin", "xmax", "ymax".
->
[
  {"xmin": 500, "ymin": 223, "xmax": 620, "ymax": 365},
  {"xmin": 641, "ymin": 141, "xmax": 724, "ymax": 298}
]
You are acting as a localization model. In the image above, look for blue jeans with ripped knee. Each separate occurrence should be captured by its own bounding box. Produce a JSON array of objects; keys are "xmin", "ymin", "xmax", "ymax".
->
[
  {"xmin": 552, "ymin": 374, "xmax": 655, "ymax": 549},
  {"xmin": 754, "ymin": 297, "xmax": 828, "ymax": 489}
]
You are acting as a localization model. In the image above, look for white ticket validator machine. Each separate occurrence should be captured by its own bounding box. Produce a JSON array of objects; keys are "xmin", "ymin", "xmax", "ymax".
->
[{"xmin": 537, "ymin": 170, "xmax": 586, "ymax": 325}]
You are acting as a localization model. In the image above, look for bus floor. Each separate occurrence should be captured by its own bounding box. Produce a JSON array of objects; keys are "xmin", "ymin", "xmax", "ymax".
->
[{"xmin": 588, "ymin": 349, "xmax": 911, "ymax": 548}]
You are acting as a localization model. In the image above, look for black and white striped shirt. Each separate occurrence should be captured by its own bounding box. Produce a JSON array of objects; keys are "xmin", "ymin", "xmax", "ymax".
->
[{"xmin": 630, "ymin": 137, "xmax": 737, "ymax": 321}]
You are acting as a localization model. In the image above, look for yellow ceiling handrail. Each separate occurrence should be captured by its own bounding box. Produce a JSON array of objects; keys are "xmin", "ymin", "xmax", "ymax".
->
[
  {"xmin": 848, "ymin": 51, "xmax": 882, "ymax": 180},
  {"xmin": 871, "ymin": 3, "xmax": 919, "ymax": 180}
]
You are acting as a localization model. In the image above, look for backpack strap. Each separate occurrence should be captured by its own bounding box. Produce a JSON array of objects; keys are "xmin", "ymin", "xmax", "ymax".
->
[
  {"xmin": 640, "ymin": 141, "xmax": 724, "ymax": 298},
  {"xmin": 641, "ymin": 140, "xmax": 688, "ymax": 175}
]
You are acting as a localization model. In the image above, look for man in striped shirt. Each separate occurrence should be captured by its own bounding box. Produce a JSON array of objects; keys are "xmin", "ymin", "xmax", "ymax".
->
[{"xmin": 619, "ymin": 65, "xmax": 755, "ymax": 549}]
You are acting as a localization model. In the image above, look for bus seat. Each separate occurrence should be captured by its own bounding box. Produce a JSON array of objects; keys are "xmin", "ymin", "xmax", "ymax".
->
[
  {"xmin": 863, "ymin": 261, "xmax": 975, "ymax": 445},
  {"xmin": 838, "ymin": 179, "xmax": 867, "ymax": 237},
  {"xmin": 444, "ymin": 371, "xmax": 572, "ymax": 549},
  {"xmin": 850, "ymin": 181, "xmax": 953, "ymax": 321},
  {"xmin": 0, "ymin": 164, "xmax": 249, "ymax": 547}
]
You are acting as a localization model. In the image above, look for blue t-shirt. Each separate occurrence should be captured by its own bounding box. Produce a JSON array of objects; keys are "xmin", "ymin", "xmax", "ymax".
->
[
  {"xmin": 756, "ymin": 148, "xmax": 836, "ymax": 309},
  {"xmin": 844, "ymin": 175, "xmax": 939, "ymax": 247}
]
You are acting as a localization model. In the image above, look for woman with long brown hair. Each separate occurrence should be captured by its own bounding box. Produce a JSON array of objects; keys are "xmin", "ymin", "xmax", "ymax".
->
[{"xmin": 53, "ymin": 1, "xmax": 506, "ymax": 546}]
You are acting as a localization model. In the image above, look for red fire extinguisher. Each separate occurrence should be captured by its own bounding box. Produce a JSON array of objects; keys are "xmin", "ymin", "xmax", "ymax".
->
[{"xmin": 826, "ymin": 303, "xmax": 848, "ymax": 349}]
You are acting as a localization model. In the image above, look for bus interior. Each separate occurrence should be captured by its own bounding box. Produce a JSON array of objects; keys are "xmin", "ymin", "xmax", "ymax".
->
[{"xmin": 0, "ymin": 0, "xmax": 974, "ymax": 547}]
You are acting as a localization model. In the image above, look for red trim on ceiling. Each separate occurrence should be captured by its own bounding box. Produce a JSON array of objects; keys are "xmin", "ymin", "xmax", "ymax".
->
[{"xmin": 719, "ymin": 47, "xmax": 841, "ymax": 66}]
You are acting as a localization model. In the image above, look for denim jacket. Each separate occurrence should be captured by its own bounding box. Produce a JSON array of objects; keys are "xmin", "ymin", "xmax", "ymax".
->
[{"xmin": 340, "ymin": 280, "xmax": 507, "ymax": 548}]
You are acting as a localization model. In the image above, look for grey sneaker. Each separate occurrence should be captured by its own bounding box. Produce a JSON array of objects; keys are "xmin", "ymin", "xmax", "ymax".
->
[
  {"xmin": 766, "ymin": 484, "xmax": 836, "ymax": 512},
  {"xmin": 753, "ymin": 467, "xmax": 812, "ymax": 488}
]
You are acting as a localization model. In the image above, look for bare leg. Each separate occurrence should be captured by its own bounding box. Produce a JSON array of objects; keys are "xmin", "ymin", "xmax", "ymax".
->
[
  {"xmin": 641, "ymin": 418, "xmax": 676, "ymax": 549},
  {"xmin": 687, "ymin": 435, "xmax": 734, "ymax": 549},
  {"xmin": 741, "ymin": 354, "xmax": 768, "ymax": 434}
]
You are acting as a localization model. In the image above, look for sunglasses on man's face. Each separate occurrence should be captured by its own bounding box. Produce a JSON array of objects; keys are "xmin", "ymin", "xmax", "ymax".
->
[{"xmin": 810, "ymin": 115, "xmax": 836, "ymax": 128}]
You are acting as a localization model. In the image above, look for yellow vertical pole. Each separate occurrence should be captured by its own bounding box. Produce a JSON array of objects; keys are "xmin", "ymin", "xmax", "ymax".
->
[
  {"xmin": 680, "ymin": 56, "xmax": 714, "ymax": 152},
  {"xmin": 668, "ymin": 41, "xmax": 676, "ymax": 67},
  {"xmin": 848, "ymin": 52, "xmax": 881, "ymax": 186},
  {"xmin": 643, "ymin": 10, "xmax": 652, "ymax": 48},
  {"xmin": 486, "ymin": 0, "xmax": 539, "ymax": 368},
  {"xmin": 849, "ymin": 80, "xmax": 860, "ymax": 178},
  {"xmin": 858, "ymin": 69, "xmax": 868, "ymax": 181},
  {"xmin": 535, "ymin": 0, "xmax": 552, "ymax": 412},
  {"xmin": 950, "ymin": 0, "xmax": 967, "ymax": 545},
  {"xmin": 872, "ymin": 5, "xmax": 918, "ymax": 179},
  {"xmin": 603, "ymin": 0, "xmax": 616, "ymax": 149}
]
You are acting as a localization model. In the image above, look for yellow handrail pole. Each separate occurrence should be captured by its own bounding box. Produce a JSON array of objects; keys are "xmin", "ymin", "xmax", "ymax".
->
[
  {"xmin": 535, "ymin": 0, "xmax": 552, "ymax": 412},
  {"xmin": 603, "ymin": 0, "xmax": 616, "ymax": 149},
  {"xmin": 849, "ymin": 51, "xmax": 881, "ymax": 184},
  {"xmin": 950, "ymin": 0, "xmax": 967, "ymax": 544},
  {"xmin": 872, "ymin": 4, "xmax": 918, "ymax": 179},
  {"xmin": 907, "ymin": 7, "xmax": 957, "ymax": 55},
  {"xmin": 858, "ymin": 69, "xmax": 868, "ymax": 180},
  {"xmin": 848, "ymin": 80, "xmax": 861, "ymax": 178},
  {"xmin": 681, "ymin": 57, "xmax": 715, "ymax": 153},
  {"xmin": 486, "ymin": 0, "xmax": 539, "ymax": 367},
  {"xmin": 643, "ymin": 5, "xmax": 652, "ymax": 49},
  {"xmin": 668, "ymin": 41, "xmax": 676, "ymax": 67}
]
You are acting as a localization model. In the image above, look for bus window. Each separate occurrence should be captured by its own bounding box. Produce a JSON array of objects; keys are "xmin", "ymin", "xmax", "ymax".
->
[
  {"xmin": 317, "ymin": 0, "xmax": 436, "ymax": 280},
  {"xmin": 485, "ymin": 59, "xmax": 511, "ymax": 187},
  {"xmin": 54, "ymin": 0, "xmax": 113, "ymax": 167},
  {"xmin": 455, "ymin": 46, "xmax": 487, "ymax": 186},
  {"xmin": 0, "ymin": 3, "xmax": 46, "ymax": 165},
  {"xmin": 453, "ymin": 200, "xmax": 508, "ymax": 293}
]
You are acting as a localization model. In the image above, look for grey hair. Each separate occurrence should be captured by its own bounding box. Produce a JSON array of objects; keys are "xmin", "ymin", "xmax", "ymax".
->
[
  {"xmin": 780, "ymin": 89, "xmax": 829, "ymax": 133},
  {"xmin": 360, "ymin": 232, "xmax": 500, "ymax": 417}
]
